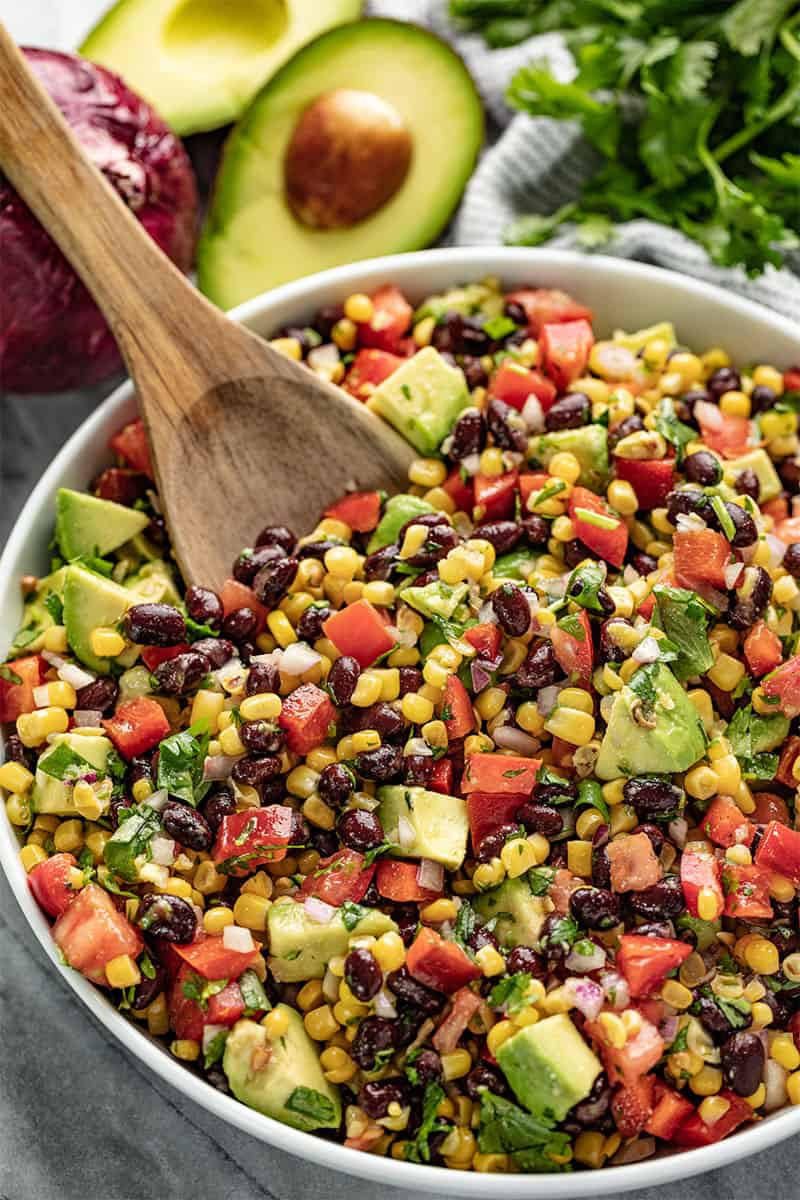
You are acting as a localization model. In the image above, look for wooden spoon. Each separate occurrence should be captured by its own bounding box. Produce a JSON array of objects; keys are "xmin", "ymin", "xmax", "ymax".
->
[{"xmin": 0, "ymin": 26, "xmax": 414, "ymax": 588}]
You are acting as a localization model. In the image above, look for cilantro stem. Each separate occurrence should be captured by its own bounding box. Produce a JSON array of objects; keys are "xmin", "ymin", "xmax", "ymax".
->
[{"xmin": 712, "ymin": 73, "xmax": 800, "ymax": 167}]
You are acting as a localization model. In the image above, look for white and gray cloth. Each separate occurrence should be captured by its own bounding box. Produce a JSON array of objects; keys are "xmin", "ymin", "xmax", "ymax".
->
[{"xmin": 2, "ymin": 4, "xmax": 800, "ymax": 1200}]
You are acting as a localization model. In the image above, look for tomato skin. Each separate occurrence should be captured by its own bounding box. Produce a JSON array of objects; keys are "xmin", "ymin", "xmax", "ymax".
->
[
  {"xmin": 702, "ymin": 795, "xmax": 754, "ymax": 849},
  {"xmin": 466, "ymin": 791, "xmax": 528, "ymax": 857},
  {"xmin": 489, "ymin": 361, "xmax": 556, "ymax": 412},
  {"xmin": 616, "ymin": 934, "xmax": 692, "ymax": 997},
  {"xmin": 343, "ymin": 349, "xmax": 403, "ymax": 400},
  {"xmin": 442, "ymin": 675, "xmax": 475, "ymax": 741},
  {"xmin": 0, "ymin": 655, "xmax": 45, "ymax": 723},
  {"xmin": 551, "ymin": 608, "xmax": 594, "ymax": 686},
  {"xmin": 776, "ymin": 739, "xmax": 800, "ymax": 790},
  {"xmin": 463, "ymin": 622, "xmax": 502, "ymax": 661},
  {"xmin": 93, "ymin": 467, "xmax": 150, "ymax": 505},
  {"xmin": 103, "ymin": 697, "xmax": 171, "ymax": 759},
  {"xmin": 299, "ymin": 849, "xmax": 375, "ymax": 906},
  {"xmin": 442, "ymin": 467, "xmax": 474, "ymax": 513},
  {"xmin": 53, "ymin": 884, "xmax": 143, "ymax": 985},
  {"xmin": 696, "ymin": 403, "xmax": 752, "ymax": 459},
  {"xmin": 645, "ymin": 1086, "xmax": 695, "ymax": 1140},
  {"xmin": 212, "ymin": 805, "xmax": 294, "ymax": 876},
  {"xmin": 569, "ymin": 487, "xmax": 628, "ymax": 567},
  {"xmin": 517, "ymin": 472, "xmax": 551, "ymax": 510},
  {"xmin": 762, "ymin": 654, "xmax": 800, "ymax": 717},
  {"xmin": 219, "ymin": 578, "xmax": 269, "ymax": 633},
  {"xmin": 140, "ymin": 643, "xmax": 191, "ymax": 671},
  {"xmin": 432, "ymin": 987, "xmax": 482, "ymax": 1054},
  {"xmin": 375, "ymin": 860, "xmax": 442, "ymax": 903},
  {"xmin": 540, "ymin": 319, "xmax": 595, "ymax": 389},
  {"xmin": 109, "ymin": 417, "xmax": 153, "ymax": 477},
  {"xmin": 359, "ymin": 285, "xmax": 413, "ymax": 353},
  {"xmin": 324, "ymin": 490, "xmax": 382, "ymax": 533},
  {"xmin": 587, "ymin": 1011, "xmax": 664, "ymax": 1088},
  {"xmin": 461, "ymin": 753, "xmax": 540, "ymax": 796},
  {"xmin": 28, "ymin": 852, "xmax": 79, "ymax": 918},
  {"xmin": 607, "ymin": 832, "xmax": 662, "ymax": 894},
  {"xmin": 473, "ymin": 471, "xmax": 519, "ymax": 522},
  {"xmin": 784, "ymin": 368, "xmax": 800, "ymax": 392},
  {"xmin": 278, "ymin": 682, "xmax": 337, "ymax": 755},
  {"xmin": 323, "ymin": 599, "xmax": 395, "ymax": 669},
  {"xmin": 170, "ymin": 964, "xmax": 246, "ymax": 1040},
  {"xmin": 672, "ymin": 1091, "xmax": 751, "ymax": 1147},
  {"xmin": 722, "ymin": 863, "xmax": 773, "ymax": 919},
  {"xmin": 681, "ymin": 849, "xmax": 725, "ymax": 919},
  {"xmin": 172, "ymin": 934, "xmax": 260, "ymax": 981},
  {"xmin": 612, "ymin": 1076, "xmax": 654, "ymax": 1138},
  {"xmin": 429, "ymin": 758, "xmax": 453, "ymax": 795},
  {"xmin": 743, "ymin": 620, "xmax": 782, "ymax": 678},
  {"xmin": 406, "ymin": 927, "xmax": 480, "ymax": 993},
  {"xmin": 673, "ymin": 529, "xmax": 730, "ymax": 591},
  {"xmin": 505, "ymin": 288, "xmax": 592, "ymax": 336},
  {"xmin": 754, "ymin": 820, "xmax": 800, "ymax": 885},
  {"xmin": 613, "ymin": 458, "xmax": 675, "ymax": 510}
]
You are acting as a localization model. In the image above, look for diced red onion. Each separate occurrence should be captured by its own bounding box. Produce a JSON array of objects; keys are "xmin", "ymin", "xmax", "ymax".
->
[
  {"xmin": 202, "ymin": 1023, "xmax": 227, "ymax": 1052},
  {"xmin": 32, "ymin": 684, "xmax": 51, "ymax": 709},
  {"xmin": 58, "ymin": 662, "xmax": 96, "ymax": 690},
  {"xmin": 521, "ymin": 393, "xmax": 545, "ymax": 433},
  {"xmin": 470, "ymin": 659, "xmax": 493, "ymax": 693},
  {"xmin": 280, "ymin": 641, "xmax": 322, "ymax": 676},
  {"xmin": 403, "ymin": 737, "xmax": 432, "ymax": 757},
  {"xmin": 600, "ymin": 970, "xmax": 630, "ymax": 1010},
  {"xmin": 492, "ymin": 725, "xmax": 541, "ymax": 755},
  {"xmin": 623, "ymin": 564, "xmax": 639, "ymax": 585},
  {"xmin": 416, "ymin": 859, "xmax": 444, "ymax": 892},
  {"xmin": 740, "ymin": 542, "xmax": 757, "ymax": 564},
  {"xmin": 460, "ymin": 452, "xmax": 481, "ymax": 477},
  {"xmin": 150, "ymin": 835, "xmax": 176, "ymax": 866},
  {"xmin": 675, "ymin": 512, "xmax": 707, "ymax": 532},
  {"xmin": 223, "ymin": 924, "xmax": 255, "ymax": 952},
  {"xmin": 660, "ymin": 1015, "xmax": 679, "ymax": 1044},
  {"xmin": 723, "ymin": 561, "xmax": 744, "ymax": 588},
  {"xmin": 669, "ymin": 816, "xmax": 689, "ymax": 848},
  {"xmin": 764, "ymin": 1059, "xmax": 788, "ymax": 1112},
  {"xmin": 478, "ymin": 600, "xmax": 499, "ymax": 625},
  {"xmin": 566, "ymin": 943, "xmax": 607, "ymax": 974},
  {"xmin": 526, "ymin": 592, "xmax": 541, "ymax": 618},
  {"xmin": 766, "ymin": 534, "xmax": 787, "ymax": 566},
  {"xmin": 203, "ymin": 754, "xmax": 238, "ymax": 781},
  {"xmin": 41, "ymin": 650, "xmax": 67, "ymax": 668},
  {"xmin": 397, "ymin": 815, "xmax": 416, "ymax": 850},
  {"xmin": 611, "ymin": 1137, "xmax": 656, "ymax": 1165},
  {"xmin": 393, "ymin": 626, "xmax": 417, "ymax": 648},
  {"xmin": 323, "ymin": 967, "xmax": 341, "ymax": 1004},
  {"xmin": 144, "ymin": 788, "xmax": 169, "ymax": 812},
  {"xmin": 695, "ymin": 400, "xmax": 722, "ymax": 431},
  {"xmin": 537, "ymin": 685, "xmax": 561, "ymax": 716},
  {"xmin": 563, "ymin": 977, "xmax": 604, "ymax": 1020},
  {"xmin": 632, "ymin": 636, "xmax": 660, "ymax": 664},
  {"xmin": 304, "ymin": 896, "xmax": 337, "ymax": 925},
  {"xmin": 308, "ymin": 342, "xmax": 340, "ymax": 370},
  {"xmin": 215, "ymin": 658, "xmax": 246, "ymax": 692},
  {"xmin": 73, "ymin": 709, "xmax": 103, "ymax": 727},
  {"xmin": 374, "ymin": 989, "xmax": 398, "ymax": 1019}
]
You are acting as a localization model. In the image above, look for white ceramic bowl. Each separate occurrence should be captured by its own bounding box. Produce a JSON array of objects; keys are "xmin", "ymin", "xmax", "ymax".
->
[{"xmin": 2, "ymin": 249, "xmax": 800, "ymax": 1198}]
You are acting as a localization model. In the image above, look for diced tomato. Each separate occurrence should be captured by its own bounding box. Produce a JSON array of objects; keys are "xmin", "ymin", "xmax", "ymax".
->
[
  {"xmin": 323, "ymin": 490, "xmax": 382, "ymax": 533},
  {"xmin": 569, "ymin": 486, "xmax": 628, "ymax": 567},
  {"xmin": 703, "ymin": 796, "xmax": 754, "ymax": 849},
  {"xmin": 93, "ymin": 467, "xmax": 150, "ymax": 505},
  {"xmin": 406, "ymin": 926, "xmax": 480, "ymax": 993},
  {"xmin": 540, "ymin": 319, "xmax": 594, "ymax": 390},
  {"xmin": 140, "ymin": 643, "xmax": 191, "ymax": 671},
  {"xmin": 433, "ymin": 987, "xmax": 482, "ymax": 1054},
  {"xmin": 489, "ymin": 361, "xmax": 556, "ymax": 412},
  {"xmin": 461, "ymin": 753, "xmax": 540, "ymax": 796},
  {"xmin": 616, "ymin": 934, "xmax": 693, "ymax": 998},
  {"xmin": 613, "ymin": 458, "xmax": 675, "ymax": 510},
  {"xmin": 323, "ymin": 599, "xmax": 395, "ymax": 669},
  {"xmin": 0, "ymin": 654, "xmax": 44, "ymax": 723},
  {"xmin": 442, "ymin": 467, "xmax": 474, "ymax": 514},
  {"xmin": 343, "ymin": 348, "xmax": 404, "ymax": 400},
  {"xmin": 505, "ymin": 288, "xmax": 593, "ymax": 336},
  {"xmin": 474, "ymin": 470, "xmax": 519, "ymax": 522},
  {"xmin": 784, "ymin": 367, "xmax": 800, "ymax": 392},
  {"xmin": 776, "ymin": 739, "xmax": 800, "ymax": 790},
  {"xmin": 673, "ymin": 529, "xmax": 731, "ymax": 591},
  {"xmin": 551, "ymin": 608, "xmax": 594, "ymax": 687},
  {"xmin": 774, "ymin": 515, "xmax": 800, "ymax": 544},
  {"xmin": 279, "ymin": 682, "xmax": 337, "ymax": 755},
  {"xmin": 612, "ymin": 1076, "xmax": 655, "ymax": 1138},
  {"xmin": 53, "ymin": 883, "xmax": 143, "ymax": 986},
  {"xmin": 638, "ymin": 593, "xmax": 657, "ymax": 620},
  {"xmin": 219, "ymin": 578, "xmax": 269, "ymax": 633},
  {"xmin": 754, "ymin": 819, "xmax": 800, "ymax": 885},
  {"xmin": 549, "ymin": 736, "xmax": 575, "ymax": 770},
  {"xmin": 672, "ymin": 1091, "xmax": 752, "ymax": 1147},
  {"xmin": 645, "ymin": 1087, "xmax": 696, "ymax": 1141},
  {"xmin": 762, "ymin": 654, "xmax": 800, "ymax": 717},
  {"xmin": 212, "ymin": 805, "xmax": 294, "ymax": 876},
  {"xmin": 28, "ymin": 853, "xmax": 79, "ymax": 918},
  {"xmin": 109, "ymin": 417, "xmax": 153, "ymax": 477},
  {"xmin": 607, "ymin": 832, "xmax": 662, "ymax": 894},
  {"xmin": 743, "ymin": 620, "xmax": 782, "ymax": 678},
  {"xmin": 517, "ymin": 472, "xmax": 552, "ymax": 514},
  {"xmin": 466, "ymin": 792, "xmax": 528, "ymax": 857},
  {"xmin": 375, "ymin": 860, "xmax": 442, "ymax": 903},
  {"xmin": 103, "ymin": 697, "xmax": 171, "ymax": 759},
  {"xmin": 791, "ymin": 1011, "xmax": 800, "ymax": 1054},
  {"xmin": 299, "ymin": 848, "xmax": 375, "ymax": 906},
  {"xmin": 681, "ymin": 848, "xmax": 724, "ymax": 919},
  {"xmin": 170, "ymin": 965, "xmax": 246, "ymax": 1040},
  {"xmin": 172, "ymin": 934, "xmax": 260, "ymax": 981},
  {"xmin": 442, "ymin": 675, "xmax": 475, "ymax": 741},
  {"xmin": 359, "ymin": 285, "xmax": 413, "ymax": 353},
  {"xmin": 722, "ymin": 863, "xmax": 773, "ymax": 919},
  {"xmin": 429, "ymin": 758, "xmax": 454, "ymax": 795},
  {"xmin": 463, "ymin": 622, "xmax": 502, "ymax": 661},
  {"xmin": 761, "ymin": 496, "xmax": 789, "ymax": 525},
  {"xmin": 696, "ymin": 401, "xmax": 752, "ymax": 460},
  {"xmin": 587, "ymin": 1010, "xmax": 664, "ymax": 1087}
]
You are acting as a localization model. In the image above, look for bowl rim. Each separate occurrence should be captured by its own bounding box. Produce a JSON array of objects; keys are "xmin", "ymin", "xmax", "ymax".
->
[{"xmin": 2, "ymin": 246, "xmax": 800, "ymax": 1198}]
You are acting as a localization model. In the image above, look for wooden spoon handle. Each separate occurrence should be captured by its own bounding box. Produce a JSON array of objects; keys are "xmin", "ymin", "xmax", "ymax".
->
[{"xmin": 0, "ymin": 24, "xmax": 213, "ymax": 382}]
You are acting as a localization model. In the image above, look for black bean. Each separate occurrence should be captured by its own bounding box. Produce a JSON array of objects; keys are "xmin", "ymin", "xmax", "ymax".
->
[
  {"xmin": 154, "ymin": 650, "xmax": 210, "ymax": 695},
  {"xmin": 201, "ymin": 785, "xmax": 236, "ymax": 833},
  {"xmin": 232, "ymin": 544, "xmax": 286, "ymax": 586},
  {"xmin": 386, "ymin": 967, "xmax": 444, "ymax": 1014},
  {"xmin": 253, "ymin": 556, "xmax": 298, "ymax": 606},
  {"xmin": 666, "ymin": 488, "xmax": 707, "ymax": 525},
  {"xmin": 245, "ymin": 660, "xmax": 280, "ymax": 696},
  {"xmin": 126, "ymin": 754, "xmax": 153, "ymax": 791},
  {"xmin": 351, "ymin": 1017, "xmax": 399, "ymax": 1070},
  {"xmin": 569, "ymin": 1074, "xmax": 611, "ymax": 1127},
  {"xmin": 398, "ymin": 667, "xmax": 424, "ymax": 696},
  {"xmin": 356, "ymin": 745, "xmax": 404, "ymax": 782},
  {"xmin": 359, "ymin": 1079, "xmax": 409, "ymax": 1119},
  {"xmin": 629, "ymin": 875, "xmax": 685, "ymax": 920},
  {"xmin": 137, "ymin": 893, "xmax": 197, "ymax": 943},
  {"xmin": 762, "ymin": 986, "xmax": 794, "ymax": 1026},
  {"xmin": 539, "ymin": 913, "xmax": 575, "ymax": 959},
  {"xmin": 450, "ymin": 408, "xmax": 486, "ymax": 460},
  {"xmin": 221, "ymin": 608, "xmax": 258, "ymax": 643},
  {"xmin": 721, "ymin": 1032, "xmax": 765, "ymax": 1097},
  {"xmin": 521, "ymin": 514, "xmax": 550, "ymax": 546},
  {"xmin": 515, "ymin": 642, "xmax": 559, "ymax": 689},
  {"xmin": 297, "ymin": 539, "xmax": 338, "ymax": 560},
  {"xmin": 735, "ymin": 468, "xmax": 760, "ymax": 501},
  {"xmin": 185, "ymin": 585, "xmax": 223, "ymax": 630},
  {"xmin": 570, "ymin": 887, "xmax": 620, "ymax": 930},
  {"xmin": 563, "ymin": 538, "xmax": 598, "ymax": 568},
  {"xmin": 592, "ymin": 844, "xmax": 612, "ymax": 890},
  {"xmin": 707, "ymin": 366, "xmax": 741, "ymax": 400},
  {"xmin": 145, "ymin": 515, "xmax": 169, "ymax": 549},
  {"xmin": 345, "ymin": 948, "xmax": 382, "ymax": 1001},
  {"xmin": 629, "ymin": 552, "xmax": 658, "ymax": 576},
  {"xmin": 123, "ymin": 603, "xmax": 185, "ymax": 646},
  {"xmin": 728, "ymin": 565, "xmax": 772, "ymax": 630},
  {"xmin": 783, "ymin": 544, "xmax": 800, "ymax": 578},
  {"xmin": 598, "ymin": 617, "xmax": 631, "ymax": 665},
  {"xmin": 465, "ymin": 1063, "xmax": 507, "ymax": 1099},
  {"xmin": 413, "ymin": 1049, "xmax": 443, "ymax": 1084},
  {"xmin": 694, "ymin": 994, "xmax": 748, "ymax": 1039},
  {"xmin": 2, "ymin": 733, "xmax": 35, "ymax": 771},
  {"xmin": 545, "ymin": 393, "xmax": 589, "ymax": 432},
  {"xmin": 327, "ymin": 655, "xmax": 361, "ymax": 705},
  {"xmin": 749, "ymin": 384, "xmax": 777, "ymax": 415},
  {"xmin": 675, "ymin": 390, "xmax": 707, "ymax": 422},
  {"xmin": 492, "ymin": 583, "xmax": 531, "ymax": 637},
  {"xmin": 608, "ymin": 414, "xmax": 645, "ymax": 450},
  {"xmin": 683, "ymin": 451, "xmax": 722, "ymax": 487},
  {"xmin": 404, "ymin": 523, "xmax": 459, "ymax": 570},
  {"xmin": 487, "ymin": 397, "xmax": 527, "ymax": 453},
  {"xmin": 240, "ymin": 720, "xmax": 284, "ymax": 755},
  {"xmin": 504, "ymin": 299, "xmax": 527, "ymax": 325},
  {"xmin": 469, "ymin": 923, "xmax": 500, "ymax": 954},
  {"xmin": 404, "ymin": 755, "xmax": 433, "ymax": 787},
  {"xmin": 635, "ymin": 822, "xmax": 665, "ymax": 855},
  {"xmin": 130, "ymin": 959, "xmax": 167, "ymax": 1010},
  {"xmin": 723, "ymin": 503, "xmax": 757, "ymax": 548},
  {"xmin": 314, "ymin": 304, "xmax": 344, "ymax": 340},
  {"xmin": 506, "ymin": 945, "xmax": 547, "ymax": 978},
  {"xmin": 433, "ymin": 312, "xmax": 490, "ymax": 356},
  {"xmin": 463, "ymin": 357, "xmax": 489, "ymax": 390},
  {"xmin": 338, "ymin": 809, "xmax": 383, "ymax": 851},
  {"xmin": 623, "ymin": 776, "xmax": 683, "ymax": 820},
  {"xmin": 476, "ymin": 520, "xmax": 522, "ymax": 555},
  {"xmin": 294, "ymin": 606, "xmax": 330, "ymax": 644},
  {"xmin": 162, "ymin": 801, "xmax": 213, "ymax": 851},
  {"xmin": 516, "ymin": 802, "xmax": 563, "ymax": 838},
  {"xmin": 231, "ymin": 755, "xmax": 281, "ymax": 788},
  {"xmin": 635, "ymin": 921, "xmax": 675, "ymax": 940},
  {"xmin": 255, "ymin": 525, "xmax": 296, "ymax": 554},
  {"xmin": 362, "ymin": 702, "xmax": 406, "ymax": 741},
  {"xmin": 109, "ymin": 796, "xmax": 133, "ymax": 828},
  {"xmin": 536, "ymin": 777, "xmax": 577, "ymax": 805},
  {"xmin": 475, "ymin": 822, "xmax": 519, "ymax": 862},
  {"xmin": 193, "ymin": 637, "xmax": 236, "ymax": 670},
  {"xmin": 74, "ymin": 676, "xmax": 119, "ymax": 715},
  {"xmin": 363, "ymin": 543, "xmax": 398, "ymax": 582}
]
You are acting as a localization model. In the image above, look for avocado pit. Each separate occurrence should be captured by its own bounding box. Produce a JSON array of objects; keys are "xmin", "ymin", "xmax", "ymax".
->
[{"xmin": 284, "ymin": 88, "xmax": 412, "ymax": 229}]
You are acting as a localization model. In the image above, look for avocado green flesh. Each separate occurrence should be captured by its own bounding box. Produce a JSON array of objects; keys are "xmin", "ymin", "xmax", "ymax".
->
[
  {"xmin": 367, "ymin": 494, "xmax": 434, "ymax": 553},
  {"xmin": 493, "ymin": 549, "xmax": 542, "ymax": 581},
  {"xmin": 55, "ymin": 488, "xmax": 149, "ymax": 561},
  {"xmin": 62, "ymin": 565, "xmax": 134, "ymax": 674},
  {"xmin": 377, "ymin": 785, "xmax": 469, "ymax": 870},
  {"xmin": 722, "ymin": 449, "xmax": 781, "ymax": 503},
  {"xmin": 9, "ymin": 568, "xmax": 67, "ymax": 656},
  {"xmin": 496, "ymin": 1014, "xmax": 602, "ymax": 1121},
  {"xmin": 368, "ymin": 347, "xmax": 469, "ymax": 456},
  {"xmin": 473, "ymin": 877, "xmax": 548, "ymax": 949},
  {"xmin": 223, "ymin": 1012, "xmax": 341, "ymax": 1130},
  {"xmin": 532, "ymin": 425, "xmax": 609, "ymax": 492},
  {"xmin": 33, "ymin": 734, "xmax": 113, "ymax": 816},
  {"xmin": 595, "ymin": 661, "xmax": 706, "ymax": 780},
  {"xmin": 400, "ymin": 579, "xmax": 469, "ymax": 622},
  {"xmin": 198, "ymin": 20, "xmax": 484, "ymax": 306},
  {"xmin": 81, "ymin": 0, "xmax": 361, "ymax": 135},
  {"xmin": 124, "ymin": 560, "xmax": 182, "ymax": 606},
  {"xmin": 267, "ymin": 898, "xmax": 397, "ymax": 981}
]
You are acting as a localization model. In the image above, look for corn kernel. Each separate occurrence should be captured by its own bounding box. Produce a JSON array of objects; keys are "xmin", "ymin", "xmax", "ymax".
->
[
  {"xmin": 373, "ymin": 931, "xmax": 406, "ymax": 972},
  {"xmin": 479, "ymin": 447, "xmax": 504, "ymax": 477},
  {"xmin": 105, "ymin": 954, "xmax": 141, "ymax": 989},
  {"xmin": 302, "ymin": 794, "xmax": 336, "ymax": 830},
  {"xmin": 473, "ymin": 858, "xmax": 506, "ymax": 890},
  {"xmin": 6, "ymin": 793, "xmax": 31, "ymax": 826},
  {"xmin": 286, "ymin": 764, "xmax": 321, "ymax": 798},
  {"xmin": 266, "ymin": 610, "xmax": 297, "ymax": 648},
  {"xmin": 19, "ymin": 843, "xmax": 48, "ymax": 872},
  {"xmin": 662, "ymin": 980, "xmax": 693, "ymax": 1009},
  {"xmin": 343, "ymin": 292, "xmax": 374, "ymax": 323},
  {"xmin": 787, "ymin": 1072, "xmax": 800, "ymax": 1105},
  {"xmin": 53, "ymin": 819, "xmax": 84, "ymax": 853},
  {"xmin": 409, "ymin": 458, "xmax": 447, "ymax": 489},
  {"xmin": 684, "ymin": 765, "xmax": 718, "ymax": 800},
  {"xmin": 544, "ymin": 707, "xmax": 595, "ymax": 746},
  {"xmin": 422, "ymin": 719, "xmax": 448, "ymax": 749},
  {"xmin": 218, "ymin": 725, "xmax": 245, "ymax": 757},
  {"xmin": 43, "ymin": 625, "xmax": 69, "ymax": 653},
  {"xmin": 189, "ymin": 689, "xmax": 225, "ymax": 734},
  {"xmin": 751, "ymin": 1002, "xmax": 774, "ymax": 1029},
  {"xmin": 548, "ymin": 452, "xmax": 582, "ymax": 484},
  {"xmin": 516, "ymin": 701, "xmax": 545, "ymax": 735},
  {"xmin": 500, "ymin": 837, "xmax": 539, "ymax": 878},
  {"xmin": 239, "ymin": 692, "xmax": 282, "ymax": 721},
  {"xmin": 567, "ymin": 840, "xmax": 593, "ymax": 877},
  {"xmin": 475, "ymin": 944, "xmax": 506, "ymax": 977},
  {"xmin": 420, "ymin": 898, "xmax": 458, "ymax": 923},
  {"xmin": 0, "ymin": 761, "xmax": 34, "ymax": 793},
  {"xmin": 771, "ymin": 1034, "xmax": 800, "ymax": 1071},
  {"xmin": 690, "ymin": 1066, "xmax": 723, "ymax": 1096},
  {"xmin": 16, "ymin": 707, "xmax": 69, "ymax": 746},
  {"xmin": 351, "ymin": 672, "xmax": 383, "ymax": 707},
  {"xmin": 441, "ymin": 1048, "xmax": 472, "ymax": 1080},
  {"xmin": 606, "ymin": 479, "xmax": 638, "ymax": 515},
  {"xmin": 90, "ymin": 627, "xmax": 126, "ymax": 657},
  {"xmin": 193, "ymin": 860, "xmax": 227, "ymax": 895},
  {"xmin": 573, "ymin": 1130, "xmax": 607, "ymax": 1169},
  {"xmin": 598, "ymin": 1012, "xmax": 627, "ymax": 1049},
  {"xmin": 171, "ymin": 1038, "xmax": 201, "ymax": 1062},
  {"xmin": 413, "ymin": 316, "xmax": 435, "ymax": 348},
  {"xmin": 707, "ymin": 653, "xmax": 745, "ymax": 692},
  {"xmin": 745, "ymin": 938, "xmax": 780, "ymax": 975}
]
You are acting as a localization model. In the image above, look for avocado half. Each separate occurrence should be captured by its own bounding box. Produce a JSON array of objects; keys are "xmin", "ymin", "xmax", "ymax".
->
[
  {"xmin": 198, "ymin": 20, "xmax": 484, "ymax": 309},
  {"xmin": 80, "ymin": 0, "xmax": 362, "ymax": 135}
]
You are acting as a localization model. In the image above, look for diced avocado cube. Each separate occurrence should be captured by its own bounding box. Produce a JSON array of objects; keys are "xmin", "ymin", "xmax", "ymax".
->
[
  {"xmin": 369, "ymin": 346, "xmax": 469, "ymax": 456},
  {"xmin": 62, "ymin": 564, "xmax": 134, "ymax": 674},
  {"xmin": 493, "ymin": 548, "xmax": 542, "ymax": 581},
  {"xmin": 267, "ymin": 898, "xmax": 397, "ymax": 982},
  {"xmin": 496, "ymin": 1013, "xmax": 602, "ymax": 1121},
  {"xmin": 224, "ymin": 1012, "xmax": 341, "ymax": 1132},
  {"xmin": 32, "ymin": 733, "xmax": 113, "ymax": 816},
  {"xmin": 400, "ymin": 579, "xmax": 469, "ymax": 621},
  {"xmin": 414, "ymin": 279, "xmax": 504, "ymax": 323},
  {"xmin": 612, "ymin": 321, "xmax": 676, "ymax": 354},
  {"xmin": 722, "ymin": 449, "xmax": 782, "ymax": 503},
  {"xmin": 124, "ymin": 559, "xmax": 182, "ymax": 606},
  {"xmin": 532, "ymin": 425, "xmax": 609, "ymax": 492},
  {"xmin": 367, "ymin": 494, "xmax": 435, "ymax": 553},
  {"xmin": 473, "ymin": 876, "xmax": 549, "ymax": 948},
  {"xmin": 55, "ymin": 487, "xmax": 149, "ymax": 561},
  {"xmin": 377, "ymin": 785, "xmax": 469, "ymax": 870},
  {"xmin": 595, "ymin": 661, "xmax": 706, "ymax": 780},
  {"xmin": 9, "ymin": 567, "xmax": 67, "ymax": 655}
]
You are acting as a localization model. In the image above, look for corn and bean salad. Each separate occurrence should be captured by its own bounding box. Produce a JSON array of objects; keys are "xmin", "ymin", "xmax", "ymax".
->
[{"xmin": 4, "ymin": 278, "xmax": 800, "ymax": 1174}]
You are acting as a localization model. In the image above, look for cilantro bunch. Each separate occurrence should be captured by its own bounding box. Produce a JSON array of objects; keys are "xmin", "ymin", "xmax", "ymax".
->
[{"xmin": 451, "ymin": 0, "xmax": 800, "ymax": 275}]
